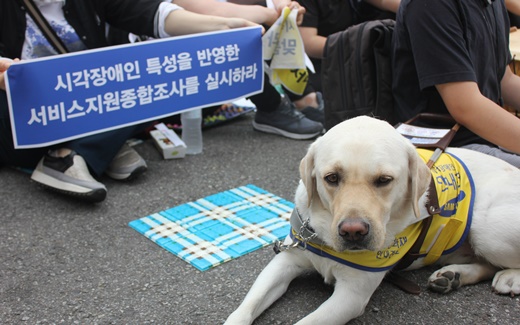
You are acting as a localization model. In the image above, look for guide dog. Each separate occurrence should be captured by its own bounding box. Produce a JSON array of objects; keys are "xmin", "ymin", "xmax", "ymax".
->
[{"xmin": 225, "ymin": 116, "xmax": 520, "ymax": 325}]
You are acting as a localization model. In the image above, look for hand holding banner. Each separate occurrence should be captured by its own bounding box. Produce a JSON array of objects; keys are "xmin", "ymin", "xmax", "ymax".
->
[{"xmin": 6, "ymin": 27, "xmax": 263, "ymax": 148}]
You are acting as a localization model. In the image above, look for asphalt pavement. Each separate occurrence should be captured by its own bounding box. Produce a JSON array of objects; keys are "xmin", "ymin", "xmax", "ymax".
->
[{"xmin": 1, "ymin": 111, "xmax": 518, "ymax": 324}]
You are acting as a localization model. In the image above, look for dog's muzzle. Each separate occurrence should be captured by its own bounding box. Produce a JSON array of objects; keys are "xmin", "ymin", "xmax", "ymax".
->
[{"xmin": 338, "ymin": 219, "xmax": 371, "ymax": 250}]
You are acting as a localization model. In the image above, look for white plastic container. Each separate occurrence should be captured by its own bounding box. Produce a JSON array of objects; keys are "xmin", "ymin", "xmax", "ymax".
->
[{"xmin": 181, "ymin": 109, "xmax": 203, "ymax": 155}]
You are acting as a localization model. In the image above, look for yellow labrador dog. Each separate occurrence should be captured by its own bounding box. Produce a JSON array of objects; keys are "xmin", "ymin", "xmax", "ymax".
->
[{"xmin": 225, "ymin": 116, "xmax": 520, "ymax": 325}]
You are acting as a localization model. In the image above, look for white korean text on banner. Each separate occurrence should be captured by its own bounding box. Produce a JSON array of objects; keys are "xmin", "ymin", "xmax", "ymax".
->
[{"xmin": 6, "ymin": 26, "xmax": 263, "ymax": 148}]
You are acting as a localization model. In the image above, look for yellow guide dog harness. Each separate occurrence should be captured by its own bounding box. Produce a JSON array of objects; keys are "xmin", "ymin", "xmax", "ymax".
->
[{"xmin": 282, "ymin": 149, "xmax": 474, "ymax": 272}]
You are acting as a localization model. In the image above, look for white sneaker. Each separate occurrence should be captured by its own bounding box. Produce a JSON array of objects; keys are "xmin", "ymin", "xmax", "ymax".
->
[
  {"xmin": 31, "ymin": 150, "xmax": 107, "ymax": 202},
  {"xmin": 105, "ymin": 144, "xmax": 147, "ymax": 180}
]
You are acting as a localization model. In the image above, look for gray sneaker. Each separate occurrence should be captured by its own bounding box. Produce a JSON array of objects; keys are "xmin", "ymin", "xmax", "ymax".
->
[
  {"xmin": 253, "ymin": 97, "xmax": 324, "ymax": 140},
  {"xmin": 31, "ymin": 151, "xmax": 107, "ymax": 203},
  {"xmin": 105, "ymin": 144, "xmax": 147, "ymax": 180}
]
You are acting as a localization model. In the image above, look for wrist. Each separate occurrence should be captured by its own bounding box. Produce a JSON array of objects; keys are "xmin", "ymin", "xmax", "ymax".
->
[{"xmin": 265, "ymin": 8, "xmax": 279, "ymax": 26}]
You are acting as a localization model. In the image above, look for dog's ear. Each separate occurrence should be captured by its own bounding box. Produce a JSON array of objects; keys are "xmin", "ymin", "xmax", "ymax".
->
[
  {"xmin": 299, "ymin": 142, "xmax": 317, "ymax": 207},
  {"xmin": 408, "ymin": 147, "xmax": 431, "ymax": 218}
]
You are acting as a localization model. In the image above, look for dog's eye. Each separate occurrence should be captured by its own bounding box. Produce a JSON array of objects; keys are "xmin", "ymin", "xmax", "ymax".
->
[
  {"xmin": 324, "ymin": 174, "xmax": 339, "ymax": 185},
  {"xmin": 376, "ymin": 175, "xmax": 393, "ymax": 186}
]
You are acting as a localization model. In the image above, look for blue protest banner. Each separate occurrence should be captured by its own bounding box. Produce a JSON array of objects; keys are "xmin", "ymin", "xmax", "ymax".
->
[{"xmin": 6, "ymin": 26, "xmax": 263, "ymax": 148}]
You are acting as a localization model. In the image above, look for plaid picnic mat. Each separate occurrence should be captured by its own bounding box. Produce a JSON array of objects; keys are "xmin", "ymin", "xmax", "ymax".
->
[{"xmin": 128, "ymin": 184, "xmax": 293, "ymax": 271}]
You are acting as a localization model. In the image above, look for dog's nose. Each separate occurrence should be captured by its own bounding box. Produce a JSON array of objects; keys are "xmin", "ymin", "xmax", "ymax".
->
[{"xmin": 338, "ymin": 220, "xmax": 369, "ymax": 242}]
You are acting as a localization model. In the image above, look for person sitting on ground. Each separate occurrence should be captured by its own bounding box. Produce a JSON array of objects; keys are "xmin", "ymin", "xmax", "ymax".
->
[
  {"xmin": 392, "ymin": 0, "xmax": 520, "ymax": 167},
  {"xmin": 0, "ymin": 0, "xmax": 258, "ymax": 203},
  {"xmin": 296, "ymin": 0, "xmax": 399, "ymax": 93},
  {"xmin": 172, "ymin": 0, "xmax": 326, "ymax": 134}
]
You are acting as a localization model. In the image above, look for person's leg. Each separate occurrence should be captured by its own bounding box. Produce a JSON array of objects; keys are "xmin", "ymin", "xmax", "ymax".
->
[
  {"xmin": 461, "ymin": 143, "xmax": 520, "ymax": 168},
  {"xmin": 30, "ymin": 122, "xmax": 148, "ymax": 202},
  {"xmin": 280, "ymin": 71, "xmax": 325, "ymax": 124},
  {"xmin": 0, "ymin": 90, "xmax": 107, "ymax": 201},
  {"xmin": 309, "ymin": 60, "xmax": 323, "ymax": 93},
  {"xmin": 283, "ymin": 63, "xmax": 323, "ymax": 99},
  {"xmin": 285, "ymin": 83, "xmax": 324, "ymax": 125},
  {"xmin": 248, "ymin": 77, "xmax": 282, "ymax": 113},
  {"xmin": 283, "ymin": 79, "xmax": 315, "ymax": 103},
  {"xmin": 67, "ymin": 123, "xmax": 148, "ymax": 178},
  {"xmin": 30, "ymin": 149, "xmax": 108, "ymax": 202}
]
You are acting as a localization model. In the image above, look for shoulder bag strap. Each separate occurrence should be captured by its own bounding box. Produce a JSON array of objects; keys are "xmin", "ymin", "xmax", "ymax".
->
[{"xmin": 21, "ymin": 0, "xmax": 69, "ymax": 54}]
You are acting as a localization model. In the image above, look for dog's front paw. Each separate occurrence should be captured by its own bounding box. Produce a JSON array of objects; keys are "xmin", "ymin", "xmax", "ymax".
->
[
  {"xmin": 224, "ymin": 311, "xmax": 253, "ymax": 325},
  {"xmin": 428, "ymin": 270, "xmax": 461, "ymax": 293},
  {"xmin": 492, "ymin": 269, "xmax": 520, "ymax": 297}
]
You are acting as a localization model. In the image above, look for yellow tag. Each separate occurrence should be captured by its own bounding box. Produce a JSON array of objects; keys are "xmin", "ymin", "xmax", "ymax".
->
[
  {"xmin": 271, "ymin": 69, "xmax": 308, "ymax": 95},
  {"xmin": 262, "ymin": 8, "xmax": 308, "ymax": 95}
]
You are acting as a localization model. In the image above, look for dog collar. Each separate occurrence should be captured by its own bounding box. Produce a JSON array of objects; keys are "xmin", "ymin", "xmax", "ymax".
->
[
  {"xmin": 273, "ymin": 208, "xmax": 323, "ymax": 253},
  {"xmin": 289, "ymin": 208, "xmax": 321, "ymax": 244}
]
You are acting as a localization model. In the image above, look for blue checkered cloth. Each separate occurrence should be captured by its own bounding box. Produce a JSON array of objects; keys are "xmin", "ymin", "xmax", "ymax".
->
[{"xmin": 129, "ymin": 184, "xmax": 294, "ymax": 271}]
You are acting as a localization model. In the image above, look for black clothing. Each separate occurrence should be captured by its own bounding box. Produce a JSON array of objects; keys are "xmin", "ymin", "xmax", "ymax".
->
[
  {"xmin": 0, "ymin": 0, "xmax": 164, "ymax": 173},
  {"xmin": 392, "ymin": 0, "xmax": 511, "ymax": 146},
  {"xmin": 1, "ymin": 0, "xmax": 163, "ymax": 59},
  {"xmin": 297, "ymin": 0, "xmax": 394, "ymax": 92}
]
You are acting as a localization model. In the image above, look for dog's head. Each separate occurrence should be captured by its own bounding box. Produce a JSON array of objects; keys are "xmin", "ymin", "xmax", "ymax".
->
[{"xmin": 299, "ymin": 116, "xmax": 431, "ymax": 252}]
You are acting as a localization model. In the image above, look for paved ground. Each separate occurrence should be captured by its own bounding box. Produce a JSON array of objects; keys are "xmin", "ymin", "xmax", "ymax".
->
[{"xmin": 1, "ymin": 112, "xmax": 519, "ymax": 324}]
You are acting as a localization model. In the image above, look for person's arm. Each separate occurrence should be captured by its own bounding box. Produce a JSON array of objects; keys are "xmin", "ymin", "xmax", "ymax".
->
[
  {"xmin": 173, "ymin": 0, "xmax": 279, "ymax": 26},
  {"xmin": 364, "ymin": 0, "xmax": 400, "ymax": 13},
  {"xmin": 501, "ymin": 65, "xmax": 520, "ymax": 107},
  {"xmin": 299, "ymin": 0, "xmax": 399, "ymax": 59},
  {"xmin": 436, "ymin": 71, "xmax": 520, "ymax": 154},
  {"xmin": 299, "ymin": 27, "xmax": 326, "ymax": 59},
  {"xmin": 173, "ymin": 0, "xmax": 304, "ymax": 27},
  {"xmin": 163, "ymin": 8, "xmax": 261, "ymax": 36},
  {"xmin": 506, "ymin": 0, "xmax": 520, "ymax": 16},
  {"xmin": 0, "ymin": 58, "xmax": 17, "ymax": 91}
]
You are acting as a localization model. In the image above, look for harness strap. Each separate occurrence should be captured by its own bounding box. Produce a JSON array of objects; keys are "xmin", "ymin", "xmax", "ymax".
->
[
  {"xmin": 392, "ymin": 216, "xmax": 433, "ymax": 271},
  {"xmin": 424, "ymin": 175, "xmax": 441, "ymax": 215},
  {"xmin": 385, "ymin": 175, "xmax": 439, "ymax": 294},
  {"xmin": 393, "ymin": 175, "xmax": 438, "ymax": 271},
  {"xmin": 289, "ymin": 208, "xmax": 325, "ymax": 246}
]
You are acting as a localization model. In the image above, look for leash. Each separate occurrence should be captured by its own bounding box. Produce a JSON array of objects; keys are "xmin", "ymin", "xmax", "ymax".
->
[
  {"xmin": 387, "ymin": 114, "xmax": 460, "ymax": 293},
  {"xmin": 273, "ymin": 208, "xmax": 320, "ymax": 254}
]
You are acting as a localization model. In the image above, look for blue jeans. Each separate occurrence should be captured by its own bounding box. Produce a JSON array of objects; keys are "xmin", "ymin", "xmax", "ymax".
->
[{"xmin": 0, "ymin": 90, "xmax": 148, "ymax": 176}]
